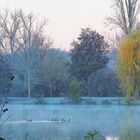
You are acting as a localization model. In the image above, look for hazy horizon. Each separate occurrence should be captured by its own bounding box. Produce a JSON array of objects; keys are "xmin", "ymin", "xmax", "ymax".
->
[{"xmin": 0, "ymin": 0, "xmax": 113, "ymax": 50}]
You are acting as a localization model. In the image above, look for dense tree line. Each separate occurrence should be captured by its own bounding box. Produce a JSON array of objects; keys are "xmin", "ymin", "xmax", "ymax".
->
[{"xmin": 0, "ymin": 9, "xmax": 123, "ymax": 98}]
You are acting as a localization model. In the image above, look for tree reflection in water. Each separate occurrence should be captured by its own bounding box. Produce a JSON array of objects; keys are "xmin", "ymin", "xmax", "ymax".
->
[{"xmin": 118, "ymin": 109, "xmax": 140, "ymax": 140}]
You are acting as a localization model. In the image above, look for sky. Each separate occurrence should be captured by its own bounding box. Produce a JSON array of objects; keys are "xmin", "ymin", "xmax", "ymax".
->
[{"xmin": 0, "ymin": 0, "xmax": 113, "ymax": 51}]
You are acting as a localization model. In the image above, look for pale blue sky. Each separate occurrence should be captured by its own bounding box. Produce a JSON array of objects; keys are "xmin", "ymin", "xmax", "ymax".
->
[{"xmin": 0, "ymin": 0, "xmax": 113, "ymax": 50}]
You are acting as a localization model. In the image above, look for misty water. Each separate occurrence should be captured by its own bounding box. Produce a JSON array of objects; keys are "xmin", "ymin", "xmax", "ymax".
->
[{"xmin": 0, "ymin": 104, "xmax": 140, "ymax": 140}]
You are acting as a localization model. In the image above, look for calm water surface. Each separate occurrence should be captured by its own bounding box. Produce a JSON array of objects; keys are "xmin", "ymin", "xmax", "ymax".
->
[{"xmin": 0, "ymin": 104, "xmax": 140, "ymax": 140}]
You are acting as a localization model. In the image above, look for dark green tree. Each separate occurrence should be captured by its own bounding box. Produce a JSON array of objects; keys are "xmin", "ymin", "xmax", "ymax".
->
[{"xmin": 70, "ymin": 28, "xmax": 109, "ymax": 96}]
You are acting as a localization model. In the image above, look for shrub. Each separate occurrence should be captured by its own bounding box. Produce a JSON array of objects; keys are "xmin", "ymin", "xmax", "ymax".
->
[
  {"xmin": 84, "ymin": 130, "xmax": 99, "ymax": 140},
  {"xmin": 68, "ymin": 79, "xmax": 83, "ymax": 103}
]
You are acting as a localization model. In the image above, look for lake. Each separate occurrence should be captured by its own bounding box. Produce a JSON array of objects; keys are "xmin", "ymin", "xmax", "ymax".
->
[{"xmin": 0, "ymin": 104, "xmax": 140, "ymax": 140}]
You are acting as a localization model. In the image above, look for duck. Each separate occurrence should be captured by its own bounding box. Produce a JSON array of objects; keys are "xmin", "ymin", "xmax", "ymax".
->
[
  {"xmin": 26, "ymin": 119, "xmax": 32, "ymax": 122},
  {"xmin": 54, "ymin": 118, "xmax": 59, "ymax": 121},
  {"xmin": 61, "ymin": 118, "xmax": 65, "ymax": 122},
  {"xmin": 51, "ymin": 118, "xmax": 54, "ymax": 121},
  {"xmin": 67, "ymin": 119, "xmax": 71, "ymax": 123}
]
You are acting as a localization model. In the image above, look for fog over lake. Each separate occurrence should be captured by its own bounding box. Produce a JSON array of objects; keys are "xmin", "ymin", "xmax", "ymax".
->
[{"xmin": 0, "ymin": 104, "xmax": 140, "ymax": 140}]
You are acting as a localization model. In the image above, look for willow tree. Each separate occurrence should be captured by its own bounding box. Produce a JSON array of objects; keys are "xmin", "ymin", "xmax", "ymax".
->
[{"xmin": 117, "ymin": 31, "xmax": 140, "ymax": 98}]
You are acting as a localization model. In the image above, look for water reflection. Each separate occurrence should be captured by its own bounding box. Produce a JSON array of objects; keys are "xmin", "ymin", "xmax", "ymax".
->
[
  {"xmin": 1, "ymin": 105, "xmax": 140, "ymax": 140},
  {"xmin": 105, "ymin": 136, "xmax": 118, "ymax": 140},
  {"xmin": 118, "ymin": 109, "xmax": 140, "ymax": 140}
]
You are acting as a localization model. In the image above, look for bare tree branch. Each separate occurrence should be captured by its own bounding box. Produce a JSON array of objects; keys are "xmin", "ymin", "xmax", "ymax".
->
[{"xmin": 106, "ymin": 0, "xmax": 140, "ymax": 35}]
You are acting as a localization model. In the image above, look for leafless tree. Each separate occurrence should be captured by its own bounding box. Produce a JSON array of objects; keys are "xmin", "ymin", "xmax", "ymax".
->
[
  {"xmin": 0, "ymin": 9, "xmax": 52, "ymax": 98},
  {"xmin": 16, "ymin": 10, "xmax": 48, "ymax": 98},
  {"xmin": 0, "ymin": 9, "xmax": 21, "ymax": 67},
  {"xmin": 104, "ymin": 31, "xmax": 124, "ymax": 50},
  {"xmin": 106, "ymin": 0, "xmax": 140, "ymax": 35}
]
